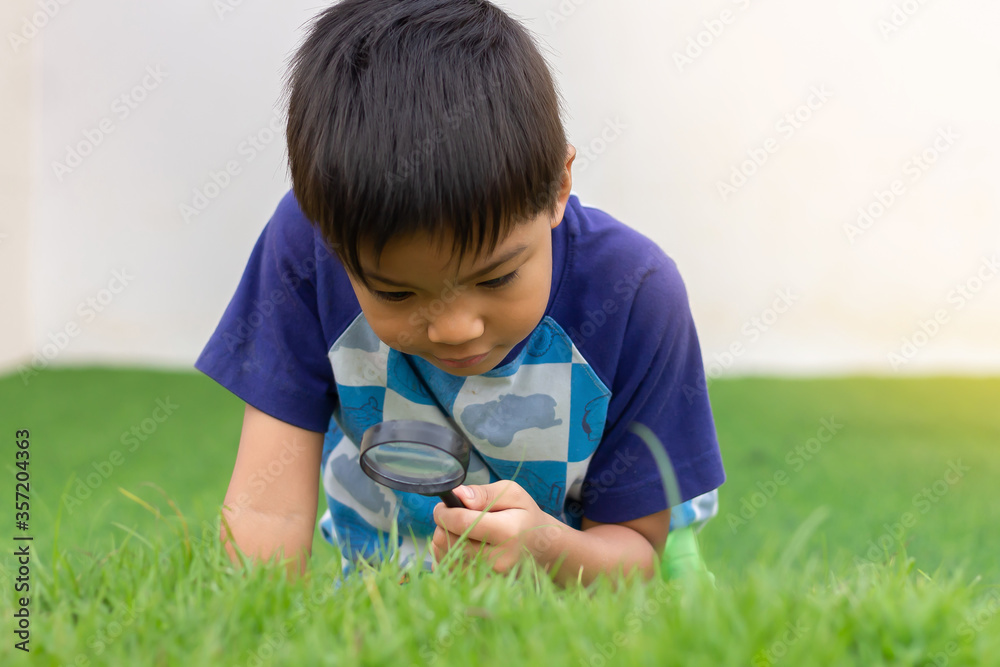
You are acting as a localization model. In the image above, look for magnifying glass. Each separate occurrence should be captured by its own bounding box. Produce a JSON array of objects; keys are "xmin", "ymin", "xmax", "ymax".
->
[{"xmin": 359, "ymin": 420, "xmax": 471, "ymax": 508}]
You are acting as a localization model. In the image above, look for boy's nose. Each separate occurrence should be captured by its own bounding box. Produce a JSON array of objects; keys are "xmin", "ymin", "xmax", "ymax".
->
[{"xmin": 426, "ymin": 309, "xmax": 485, "ymax": 347}]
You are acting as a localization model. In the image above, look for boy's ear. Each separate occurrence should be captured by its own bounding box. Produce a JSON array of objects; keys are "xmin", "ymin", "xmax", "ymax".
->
[
  {"xmin": 565, "ymin": 142, "xmax": 577, "ymax": 166},
  {"xmin": 550, "ymin": 144, "xmax": 576, "ymax": 229}
]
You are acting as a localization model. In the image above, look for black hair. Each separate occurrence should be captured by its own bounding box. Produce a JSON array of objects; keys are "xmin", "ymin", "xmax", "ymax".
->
[{"xmin": 282, "ymin": 0, "xmax": 567, "ymax": 290}]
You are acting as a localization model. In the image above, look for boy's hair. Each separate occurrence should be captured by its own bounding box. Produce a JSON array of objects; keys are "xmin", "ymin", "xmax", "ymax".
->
[{"xmin": 282, "ymin": 0, "xmax": 567, "ymax": 290}]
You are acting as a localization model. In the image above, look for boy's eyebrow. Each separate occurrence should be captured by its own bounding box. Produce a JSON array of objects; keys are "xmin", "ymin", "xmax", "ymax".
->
[{"xmin": 365, "ymin": 244, "xmax": 530, "ymax": 289}]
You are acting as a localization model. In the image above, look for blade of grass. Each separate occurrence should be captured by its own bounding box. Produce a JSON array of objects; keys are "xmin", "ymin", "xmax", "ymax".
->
[
  {"xmin": 777, "ymin": 506, "xmax": 830, "ymax": 572},
  {"xmin": 110, "ymin": 522, "xmax": 154, "ymax": 551},
  {"xmin": 136, "ymin": 481, "xmax": 192, "ymax": 560},
  {"xmin": 118, "ymin": 486, "xmax": 163, "ymax": 520}
]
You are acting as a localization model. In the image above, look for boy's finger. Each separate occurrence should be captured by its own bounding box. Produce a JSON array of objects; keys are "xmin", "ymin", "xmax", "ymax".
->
[
  {"xmin": 441, "ymin": 537, "xmax": 487, "ymax": 569},
  {"xmin": 433, "ymin": 498, "xmax": 486, "ymax": 535},
  {"xmin": 457, "ymin": 481, "xmax": 530, "ymax": 513},
  {"xmin": 433, "ymin": 525, "xmax": 457, "ymax": 551},
  {"xmin": 434, "ymin": 504, "xmax": 506, "ymax": 545},
  {"xmin": 437, "ymin": 534, "xmax": 481, "ymax": 573}
]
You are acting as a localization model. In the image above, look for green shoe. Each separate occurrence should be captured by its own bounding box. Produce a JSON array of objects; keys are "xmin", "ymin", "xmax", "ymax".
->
[{"xmin": 662, "ymin": 526, "xmax": 716, "ymax": 587}]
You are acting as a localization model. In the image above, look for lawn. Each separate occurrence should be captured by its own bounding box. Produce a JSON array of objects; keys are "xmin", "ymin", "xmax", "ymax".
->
[{"xmin": 1, "ymin": 369, "xmax": 998, "ymax": 666}]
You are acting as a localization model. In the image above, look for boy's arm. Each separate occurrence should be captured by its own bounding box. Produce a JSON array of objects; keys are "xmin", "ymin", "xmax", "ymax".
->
[
  {"xmin": 533, "ymin": 509, "xmax": 671, "ymax": 587},
  {"xmin": 569, "ymin": 510, "xmax": 671, "ymax": 584},
  {"xmin": 432, "ymin": 481, "xmax": 670, "ymax": 587},
  {"xmin": 219, "ymin": 403, "xmax": 324, "ymax": 581}
]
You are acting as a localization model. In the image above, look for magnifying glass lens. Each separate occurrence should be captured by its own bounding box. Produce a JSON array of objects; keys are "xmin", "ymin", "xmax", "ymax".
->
[
  {"xmin": 364, "ymin": 441, "xmax": 465, "ymax": 485},
  {"xmin": 359, "ymin": 420, "xmax": 471, "ymax": 507}
]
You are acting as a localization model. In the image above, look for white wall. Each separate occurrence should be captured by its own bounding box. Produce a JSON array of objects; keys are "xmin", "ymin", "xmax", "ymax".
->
[
  {"xmin": 4, "ymin": 0, "xmax": 999, "ymax": 379},
  {"xmin": 0, "ymin": 0, "xmax": 35, "ymax": 372}
]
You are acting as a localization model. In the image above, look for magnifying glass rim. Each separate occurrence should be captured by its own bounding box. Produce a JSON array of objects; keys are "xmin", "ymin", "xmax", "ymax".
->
[{"xmin": 359, "ymin": 419, "xmax": 470, "ymax": 495}]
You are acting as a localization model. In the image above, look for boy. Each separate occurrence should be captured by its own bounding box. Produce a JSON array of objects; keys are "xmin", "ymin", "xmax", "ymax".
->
[{"xmin": 195, "ymin": 0, "xmax": 725, "ymax": 586}]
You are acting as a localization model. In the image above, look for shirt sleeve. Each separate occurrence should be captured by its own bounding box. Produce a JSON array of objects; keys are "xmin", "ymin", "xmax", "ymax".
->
[
  {"xmin": 193, "ymin": 193, "xmax": 337, "ymax": 433},
  {"xmin": 577, "ymin": 251, "xmax": 726, "ymax": 524}
]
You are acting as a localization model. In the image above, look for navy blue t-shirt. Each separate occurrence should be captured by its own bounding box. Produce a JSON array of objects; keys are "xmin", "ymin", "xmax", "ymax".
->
[{"xmin": 195, "ymin": 189, "xmax": 725, "ymax": 562}]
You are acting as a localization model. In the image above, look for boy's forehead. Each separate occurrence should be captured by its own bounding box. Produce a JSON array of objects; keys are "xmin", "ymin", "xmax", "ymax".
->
[
  {"xmin": 361, "ymin": 233, "xmax": 485, "ymax": 269},
  {"xmin": 355, "ymin": 217, "xmax": 545, "ymax": 285},
  {"xmin": 365, "ymin": 241, "xmax": 521, "ymax": 281},
  {"xmin": 362, "ymin": 221, "xmax": 534, "ymax": 270}
]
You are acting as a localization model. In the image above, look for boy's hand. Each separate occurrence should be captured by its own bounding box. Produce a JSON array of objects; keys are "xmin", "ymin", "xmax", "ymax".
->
[{"xmin": 431, "ymin": 481, "xmax": 568, "ymax": 574}]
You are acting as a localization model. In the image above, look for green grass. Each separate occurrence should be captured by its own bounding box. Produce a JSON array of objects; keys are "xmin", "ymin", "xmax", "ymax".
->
[{"xmin": 2, "ymin": 369, "xmax": 999, "ymax": 665}]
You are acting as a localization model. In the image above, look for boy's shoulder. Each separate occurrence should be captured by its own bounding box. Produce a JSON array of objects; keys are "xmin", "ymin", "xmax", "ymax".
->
[
  {"xmin": 261, "ymin": 188, "xmax": 356, "ymax": 302},
  {"xmin": 561, "ymin": 194, "xmax": 684, "ymax": 308},
  {"xmin": 552, "ymin": 195, "xmax": 694, "ymax": 387},
  {"xmin": 255, "ymin": 189, "xmax": 363, "ymax": 351},
  {"xmin": 264, "ymin": 188, "xmax": 334, "ymax": 257}
]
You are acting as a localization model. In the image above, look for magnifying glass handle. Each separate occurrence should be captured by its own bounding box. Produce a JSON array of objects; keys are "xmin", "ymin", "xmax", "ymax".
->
[{"xmin": 438, "ymin": 490, "xmax": 466, "ymax": 508}]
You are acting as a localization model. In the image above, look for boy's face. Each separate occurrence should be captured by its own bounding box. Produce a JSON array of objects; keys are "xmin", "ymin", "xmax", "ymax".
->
[{"xmin": 346, "ymin": 147, "xmax": 575, "ymax": 376}]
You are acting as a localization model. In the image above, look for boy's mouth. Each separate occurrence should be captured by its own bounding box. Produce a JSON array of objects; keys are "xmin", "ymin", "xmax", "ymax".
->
[{"xmin": 435, "ymin": 350, "xmax": 491, "ymax": 368}]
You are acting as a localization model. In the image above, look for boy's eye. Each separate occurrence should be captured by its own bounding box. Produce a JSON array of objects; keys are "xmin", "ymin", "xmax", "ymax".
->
[
  {"xmin": 479, "ymin": 269, "xmax": 520, "ymax": 289},
  {"xmin": 371, "ymin": 290, "xmax": 411, "ymax": 303},
  {"xmin": 370, "ymin": 269, "xmax": 520, "ymax": 304}
]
